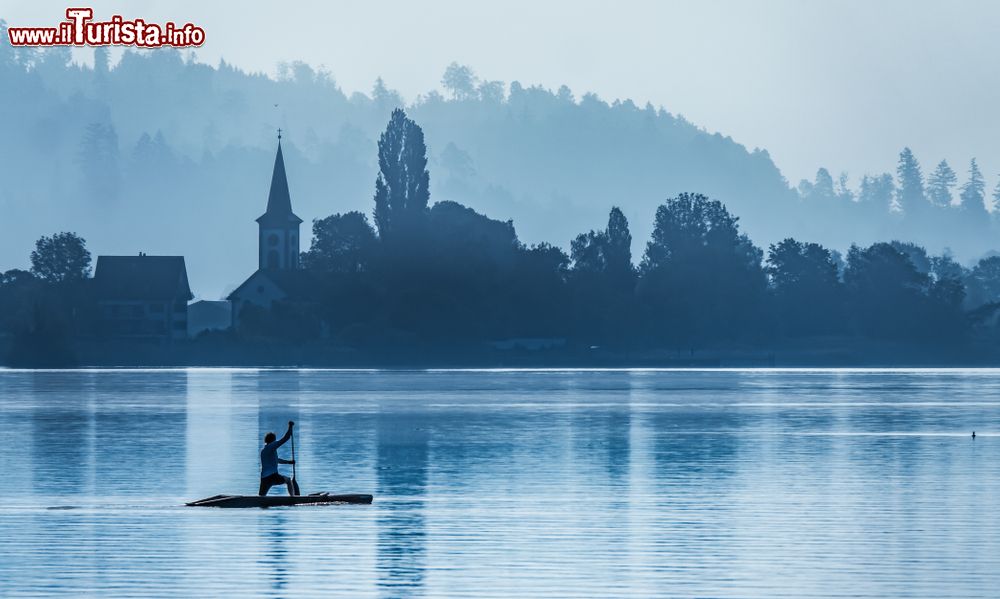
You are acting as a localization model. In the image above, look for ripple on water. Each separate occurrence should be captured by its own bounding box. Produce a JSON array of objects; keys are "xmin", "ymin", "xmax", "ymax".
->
[{"xmin": 0, "ymin": 368, "xmax": 998, "ymax": 597}]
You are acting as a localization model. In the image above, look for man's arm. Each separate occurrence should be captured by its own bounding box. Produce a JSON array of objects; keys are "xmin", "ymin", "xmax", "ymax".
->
[{"xmin": 272, "ymin": 421, "xmax": 295, "ymax": 448}]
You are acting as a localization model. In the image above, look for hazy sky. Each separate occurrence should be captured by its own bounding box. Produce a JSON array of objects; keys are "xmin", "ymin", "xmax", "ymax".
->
[{"xmin": 7, "ymin": 0, "xmax": 1000, "ymax": 185}]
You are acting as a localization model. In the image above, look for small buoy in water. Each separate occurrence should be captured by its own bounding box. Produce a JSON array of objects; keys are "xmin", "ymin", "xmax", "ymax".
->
[{"xmin": 972, "ymin": 431, "xmax": 976, "ymax": 439}]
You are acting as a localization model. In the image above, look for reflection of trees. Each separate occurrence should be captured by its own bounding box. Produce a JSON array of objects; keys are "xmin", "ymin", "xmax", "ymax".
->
[
  {"xmin": 91, "ymin": 371, "xmax": 188, "ymax": 496},
  {"xmin": 29, "ymin": 371, "xmax": 94, "ymax": 494},
  {"xmin": 376, "ymin": 412, "xmax": 428, "ymax": 597},
  {"xmin": 648, "ymin": 409, "xmax": 743, "ymax": 480}
]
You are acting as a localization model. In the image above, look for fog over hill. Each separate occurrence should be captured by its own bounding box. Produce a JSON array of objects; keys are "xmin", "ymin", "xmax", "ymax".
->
[{"xmin": 1, "ymin": 42, "xmax": 996, "ymax": 298}]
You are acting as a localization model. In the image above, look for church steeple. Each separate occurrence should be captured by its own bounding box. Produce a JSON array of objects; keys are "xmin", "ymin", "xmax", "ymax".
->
[
  {"xmin": 256, "ymin": 137, "xmax": 302, "ymax": 227},
  {"xmin": 257, "ymin": 134, "xmax": 302, "ymax": 271}
]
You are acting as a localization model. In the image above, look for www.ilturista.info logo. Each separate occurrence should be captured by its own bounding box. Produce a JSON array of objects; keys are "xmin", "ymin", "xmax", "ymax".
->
[{"xmin": 7, "ymin": 8, "xmax": 205, "ymax": 47}]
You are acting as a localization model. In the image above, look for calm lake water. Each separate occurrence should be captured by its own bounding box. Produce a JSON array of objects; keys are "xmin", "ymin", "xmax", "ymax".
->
[{"xmin": 0, "ymin": 368, "xmax": 998, "ymax": 597}]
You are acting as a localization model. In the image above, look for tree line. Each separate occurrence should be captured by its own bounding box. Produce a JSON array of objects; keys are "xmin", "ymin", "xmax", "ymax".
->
[
  {"xmin": 798, "ymin": 148, "xmax": 995, "ymax": 238},
  {"xmin": 5, "ymin": 109, "xmax": 1000, "ymax": 364},
  {"xmin": 246, "ymin": 110, "xmax": 1000, "ymax": 351},
  {"xmin": 5, "ymin": 41, "xmax": 1000, "ymax": 301}
]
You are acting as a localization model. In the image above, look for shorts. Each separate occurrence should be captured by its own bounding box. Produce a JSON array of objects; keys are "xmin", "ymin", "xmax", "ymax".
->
[{"xmin": 258, "ymin": 472, "xmax": 289, "ymax": 496}]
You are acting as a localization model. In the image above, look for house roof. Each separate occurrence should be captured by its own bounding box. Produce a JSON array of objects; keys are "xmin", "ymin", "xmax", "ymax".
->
[
  {"xmin": 94, "ymin": 255, "xmax": 193, "ymax": 301},
  {"xmin": 227, "ymin": 269, "xmax": 322, "ymax": 302},
  {"xmin": 256, "ymin": 142, "xmax": 303, "ymax": 227}
]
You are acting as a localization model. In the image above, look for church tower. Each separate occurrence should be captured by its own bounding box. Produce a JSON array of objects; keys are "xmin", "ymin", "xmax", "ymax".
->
[{"xmin": 256, "ymin": 134, "xmax": 302, "ymax": 270}]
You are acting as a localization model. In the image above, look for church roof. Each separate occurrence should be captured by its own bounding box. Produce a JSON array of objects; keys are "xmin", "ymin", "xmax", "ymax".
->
[
  {"xmin": 95, "ymin": 255, "xmax": 193, "ymax": 302},
  {"xmin": 227, "ymin": 269, "xmax": 323, "ymax": 302},
  {"xmin": 257, "ymin": 141, "xmax": 303, "ymax": 227}
]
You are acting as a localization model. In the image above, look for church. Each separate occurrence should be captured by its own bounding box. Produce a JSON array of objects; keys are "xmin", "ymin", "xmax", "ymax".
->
[{"xmin": 228, "ymin": 135, "xmax": 319, "ymax": 330}]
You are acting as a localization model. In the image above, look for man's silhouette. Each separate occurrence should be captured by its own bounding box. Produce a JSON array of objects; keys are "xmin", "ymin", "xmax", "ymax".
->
[{"xmin": 259, "ymin": 421, "xmax": 297, "ymax": 496}]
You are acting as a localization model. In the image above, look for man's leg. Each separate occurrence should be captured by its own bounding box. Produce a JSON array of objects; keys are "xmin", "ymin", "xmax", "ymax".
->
[
  {"xmin": 283, "ymin": 475, "xmax": 295, "ymax": 496},
  {"xmin": 259, "ymin": 477, "xmax": 274, "ymax": 497}
]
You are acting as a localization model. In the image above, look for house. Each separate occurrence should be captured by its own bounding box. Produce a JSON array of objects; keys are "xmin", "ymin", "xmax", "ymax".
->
[
  {"xmin": 228, "ymin": 269, "xmax": 322, "ymax": 325},
  {"xmin": 229, "ymin": 135, "xmax": 319, "ymax": 329},
  {"xmin": 94, "ymin": 254, "xmax": 193, "ymax": 340},
  {"xmin": 187, "ymin": 300, "xmax": 232, "ymax": 338}
]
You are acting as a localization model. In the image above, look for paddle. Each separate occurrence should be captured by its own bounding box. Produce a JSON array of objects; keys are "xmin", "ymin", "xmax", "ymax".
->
[{"xmin": 290, "ymin": 420, "xmax": 301, "ymax": 496}]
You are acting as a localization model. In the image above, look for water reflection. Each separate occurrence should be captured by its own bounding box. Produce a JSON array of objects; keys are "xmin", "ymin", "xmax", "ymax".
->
[
  {"xmin": 258, "ymin": 512, "xmax": 292, "ymax": 593},
  {"xmin": 3, "ymin": 369, "xmax": 1000, "ymax": 597},
  {"xmin": 92, "ymin": 371, "xmax": 187, "ymax": 496},
  {"xmin": 376, "ymin": 410, "xmax": 428, "ymax": 597},
  {"xmin": 29, "ymin": 372, "xmax": 93, "ymax": 495}
]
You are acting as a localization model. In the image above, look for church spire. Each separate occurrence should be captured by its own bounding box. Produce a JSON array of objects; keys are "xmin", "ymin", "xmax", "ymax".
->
[
  {"xmin": 257, "ymin": 135, "xmax": 302, "ymax": 226},
  {"xmin": 256, "ymin": 134, "xmax": 303, "ymax": 271}
]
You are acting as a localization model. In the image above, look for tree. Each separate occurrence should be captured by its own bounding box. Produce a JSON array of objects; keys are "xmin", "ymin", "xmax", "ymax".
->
[
  {"xmin": 842, "ymin": 242, "xmax": 963, "ymax": 341},
  {"xmin": 571, "ymin": 230, "xmax": 606, "ymax": 273},
  {"xmin": 966, "ymin": 256, "xmax": 1000, "ymax": 308},
  {"xmin": 93, "ymin": 46, "xmax": 109, "ymax": 76},
  {"xmin": 641, "ymin": 193, "xmax": 741, "ymax": 272},
  {"xmin": 895, "ymin": 147, "xmax": 925, "ymax": 213},
  {"xmin": 478, "ymin": 80, "xmax": 505, "ymax": 103},
  {"xmin": 571, "ymin": 207, "xmax": 632, "ymax": 275},
  {"xmin": 373, "ymin": 109, "xmax": 430, "ymax": 240},
  {"xmin": 302, "ymin": 211, "xmax": 377, "ymax": 274},
  {"xmin": 766, "ymin": 238, "xmax": 843, "ymax": 336},
  {"xmin": 30, "ymin": 232, "xmax": 91, "ymax": 283},
  {"xmin": 959, "ymin": 158, "xmax": 986, "ymax": 211},
  {"xmin": 992, "ymin": 176, "xmax": 1000, "ymax": 214},
  {"xmin": 835, "ymin": 172, "xmax": 854, "ymax": 203},
  {"xmin": 372, "ymin": 77, "xmax": 403, "ymax": 110},
  {"xmin": 604, "ymin": 207, "xmax": 633, "ymax": 279},
  {"xmin": 442, "ymin": 63, "xmax": 479, "ymax": 100},
  {"xmin": 0, "ymin": 269, "xmax": 34, "ymax": 286},
  {"xmin": 812, "ymin": 168, "xmax": 835, "ymax": 200},
  {"xmin": 927, "ymin": 160, "xmax": 957, "ymax": 206},
  {"xmin": 858, "ymin": 173, "xmax": 895, "ymax": 211},
  {"xmin": 509, "ymin": 243, "xmax": 571, "ymax": 338},
  {"xmin": 931, "ymin": 253, "xmax": 966, "ymax": 283},
  {"xmin": 844, "ymin": 242, "xmax": 927, "ymax": 339},
  {"xmin": 796, "ymin": 179, "xmax": 814, "ymax": 199},
  {"xmin": 638, "ymin": 193, "xmax": 766, "ymax": 345},
  {"xmin": 568, "ymin": 207, "xmax": 637, "ymax": 346},
  {"xmin": 889, "ymin": 241, "xmax": 931, "ymax": 275}
]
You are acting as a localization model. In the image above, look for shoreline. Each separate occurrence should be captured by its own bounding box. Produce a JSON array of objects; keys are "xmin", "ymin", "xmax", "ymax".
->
[{"xmin": 3, "ymin": 335, "xmax": 999, "ymax": 369}]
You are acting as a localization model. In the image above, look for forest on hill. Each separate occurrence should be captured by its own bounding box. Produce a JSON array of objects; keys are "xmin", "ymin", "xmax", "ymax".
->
[
  {"xmin": 2, "ymin": 34, "xmax": 997, "ymax": 301},
  {"xmin": 4, "ymin": 108, "xmax": 1000, "ymax": 367}
]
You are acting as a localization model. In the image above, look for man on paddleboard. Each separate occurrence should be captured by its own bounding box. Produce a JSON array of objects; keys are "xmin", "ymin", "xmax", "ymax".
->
[{"xmin": 259, "ymin": 421, "xmax": 297, "ymax": 496}]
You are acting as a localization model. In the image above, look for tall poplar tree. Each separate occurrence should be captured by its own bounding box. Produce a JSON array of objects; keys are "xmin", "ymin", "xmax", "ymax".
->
[{"xmin": 373, "ymin": 109, "xmax": 430, "ymax": 240}]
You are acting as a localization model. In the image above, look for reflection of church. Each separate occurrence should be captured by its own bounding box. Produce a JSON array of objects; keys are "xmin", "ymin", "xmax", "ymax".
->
[{"xmin": 228, "ymin": 136, "xmax": 317, "ymax": 329}]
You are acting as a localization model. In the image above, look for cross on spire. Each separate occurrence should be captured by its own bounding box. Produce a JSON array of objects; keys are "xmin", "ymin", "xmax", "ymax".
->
[{"xmin": 277, "ymin": 128, "xmax": 282, "ymax": 141}]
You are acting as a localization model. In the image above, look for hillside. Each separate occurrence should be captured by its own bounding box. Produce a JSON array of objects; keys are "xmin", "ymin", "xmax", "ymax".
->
[{"xmin": 1, "ymin": 44, "xmax": 991, "ymax": 298}]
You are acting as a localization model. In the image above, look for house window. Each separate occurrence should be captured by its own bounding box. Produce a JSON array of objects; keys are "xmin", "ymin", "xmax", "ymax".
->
[
  {"xmin": 268, "ymin": 234, "xmax": 279, "ymax": 247},
  {"xmin": 267, "ymin": 250, "xmax": 280, "ymax": 269}
]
